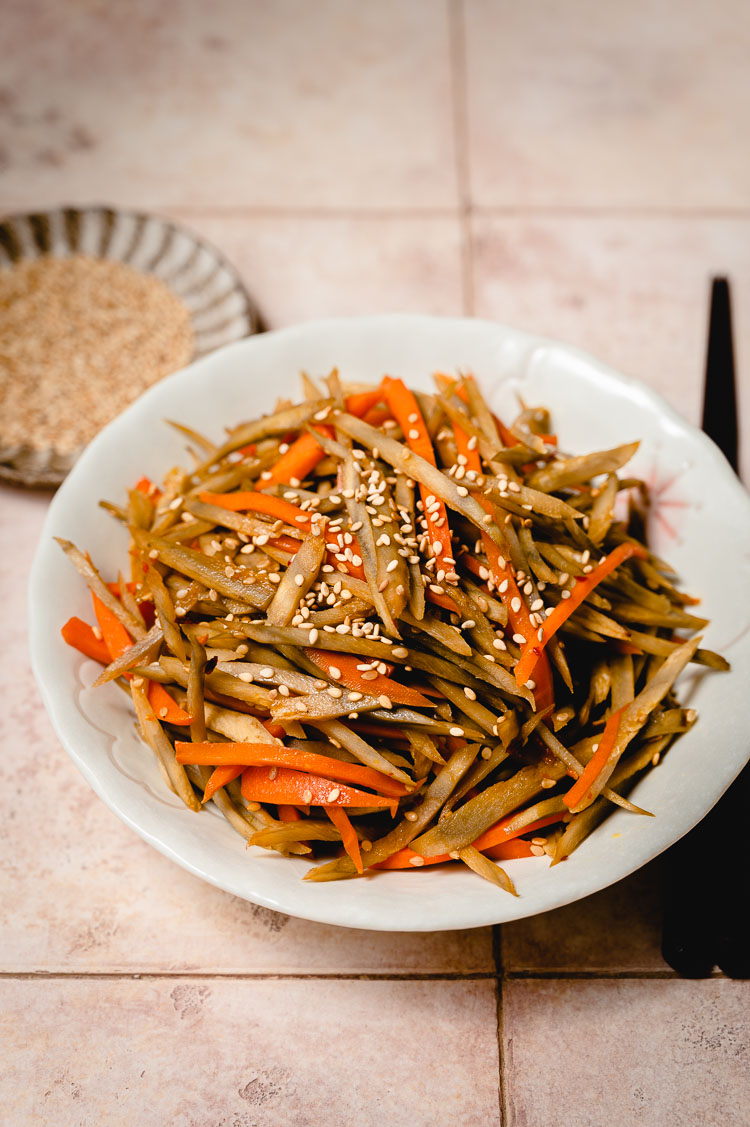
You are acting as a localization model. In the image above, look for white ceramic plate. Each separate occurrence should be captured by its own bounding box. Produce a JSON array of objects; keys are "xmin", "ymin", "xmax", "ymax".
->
[{"xmin": 29, "ymin": 315, "xmax": 750, "ymax": 931}]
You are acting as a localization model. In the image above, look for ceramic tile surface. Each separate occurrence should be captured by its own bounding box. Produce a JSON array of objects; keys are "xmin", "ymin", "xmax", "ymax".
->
[
  {"xmin": 503, "ymin": 978, "xmax": 750, "ymax": 1127},
  {"xmin": 0, "ymin": 0, "xmax": 457, "ymax": 210},
  {"xmin": 165, "ymin": 212, "xmax": 465, "ymax": 325},
  {"xmin": 0, "ymin": 977, "xmax": 502, "ymax": 1126},
  {"xmin": 465, "ymin": 0, "xmax": 750, "ymax": 208},
  {"xmin": 471, "ymin": 214, "xmax": 750, "ymax": 479},
  {"xmin": 2, "ymin": 0, "xmax": 749, "ymax": 1122}
]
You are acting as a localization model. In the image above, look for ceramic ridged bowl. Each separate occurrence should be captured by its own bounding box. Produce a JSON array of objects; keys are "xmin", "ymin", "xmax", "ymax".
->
[
  {"xmin": 28, "ymin": 315, "xmax": 750, "ymax": 931},
  {"xmin": 0, "ymin": 205, "xmax": 259, "ymax": 489}
]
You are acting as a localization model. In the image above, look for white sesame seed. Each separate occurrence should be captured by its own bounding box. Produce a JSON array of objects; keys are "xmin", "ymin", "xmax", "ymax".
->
[
  {"xmin": 327, "ymin": 686, "xmax": 343, "ymax": 698},
  {"xmin": 392, "ymin": 646, "xmax": 409, "ymax": 659},
  {"xmin": 512, "ymin": 633, "xmax": 527, "ymax": 644},
  {"xmin": 302, "ymin": 789, "xmax": 313, "ymax": 804},
  {"xmin": 464, "ymin": 687, "xmax": 476, "ymax": 700},
  {"xmin": 449, "ymin": 726, "xmax": 465, "ymax": 737}
]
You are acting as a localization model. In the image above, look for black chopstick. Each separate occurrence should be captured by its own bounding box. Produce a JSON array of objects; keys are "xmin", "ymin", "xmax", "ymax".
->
[{"xmin": 661, "ymin": 277, "xmax": 749, "ymax": 979}]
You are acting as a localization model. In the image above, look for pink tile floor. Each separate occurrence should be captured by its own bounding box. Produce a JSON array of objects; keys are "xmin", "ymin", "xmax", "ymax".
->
[{"xmin": 2, "ymin": 2, "xmax": 749, "ymax": 1123}]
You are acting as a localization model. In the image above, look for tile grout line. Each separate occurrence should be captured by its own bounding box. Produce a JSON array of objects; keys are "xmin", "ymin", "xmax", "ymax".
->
[
  {"xmin": 492, "ymin": 927, "xmax": 508, "ymax": 1125},
  {"xmin": 5, "ymin": 203, "xmax": 748, "ymax": 221},
  {"xmin": 0, "ymin": 969, "xmax": 706, "ymax": 981},
  {"xmin": 448, "ymin": 0, "xmax": 474, "ymax": 316}
]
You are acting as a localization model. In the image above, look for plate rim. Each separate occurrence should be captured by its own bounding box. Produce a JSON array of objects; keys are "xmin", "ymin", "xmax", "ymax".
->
[{"xmin": 28, "ymin": 312, "xmax": 750, "ymax": 931}]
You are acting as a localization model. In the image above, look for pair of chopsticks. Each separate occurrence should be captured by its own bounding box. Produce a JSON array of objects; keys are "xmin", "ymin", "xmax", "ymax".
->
[{"xmin": 661, "ymin": 279, "xmax": 749, "ymax": 978}]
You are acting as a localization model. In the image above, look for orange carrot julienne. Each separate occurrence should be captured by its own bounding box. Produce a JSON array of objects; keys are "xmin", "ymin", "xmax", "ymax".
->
[
  {"xmin": 482, "ymin": 839, "xmax": 536, "ymax": 860},
  {"xmin": 514, "ymin": 543, "xmax": 649, "ymax": 688},
  {"xmin": 371, "ymin": 837, "xmax": 538, "ymax": 869},
  {"xmin": 451, "ymin": 418, "xmax": 555, "ymax": 713},
  {"xmin": 261, "ymin": 718, "xmax": 287, "ymax": 740},
  {"xmin": 381, "ymin": 376, "xmax": 455, "ymax": 575},
  {"xmin": 92, "ymin": 592, "xmax": 132, "ymax": 660},
  {"xmin": 240, "ymin": 765, "xmax": 397, "ymax": 810},
  {"xmin": 261, "ymin": 425, "xmax": 335, "ymax": 488},
  {"xmin": 563, "ymin": 708, "xmax": 624, "ymax": 812},
  {"xmin": 370, "ymin": 848, "xmax": 452, "ymax": 870},
  {"xmin": 256, "ymin": 394, "xmax": 382, "ymax": 492},
  {"xmin": 471, "ymin": 811, "xmax": 564, "ymax": 852},
  {"xmin": 266, "ymin": 531, "xmax": 367, "ymax": 583},
  {"xmin": 135, "ymin": 476, "xmax": 162, "ymax": 500},
  {"xmin": 344, "ymin": 388, "xmax": 384, "ymax": 418},
  {"xmin": 326, "ymin": 806, "xmax": 363, "ymax": 873},
  {"xmin": 202, "ymin": 764, "xmax": 243, "ymax": 804},
  {"xmin": 197, "ymin": 491, "xmax": 315, "ymax": 530},
  {"xmin": 61, "ymin": 616, "xmax": 111, "ymax": 664},
  {"xmin": 176, "ymin": 742, "xmax": 411, "ymax": 797},
  {"xmin": 361, "ymin": 404, "xmax": 394, "ymax": 427},
  {"xmin": 278, "ymin": 804, "xmax": 302, "ymax": 822},
  {"xmin": 304, "ymin": 649, "xmax": 431, "ymax": 708},
  {"xmin": 92, "ymin": 593, "xmax": 192, "ymax": 726}
]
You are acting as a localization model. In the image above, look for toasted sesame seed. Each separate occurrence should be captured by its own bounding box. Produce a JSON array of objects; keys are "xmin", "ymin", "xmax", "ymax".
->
[
  {"xmin": 512, "ymin": 633, "xmax": 527, "ymax": 644},
  {"xmin": 327, "ymin": 686, "xmax": 343, "ymax": 698},
  {"xmin": 378, "ymin": 695, "xmax": 392, "ymax": 710},
  {"xmin": 510, "ymin": 596, "xmax": 522, "ymax": 614},
  {"xmin": 293, "ymin": 573, "xmax": 304, "ymax": 587},
  {"xmin": 561, "ymin": 590, "xmax": 572, "ymax": 600},
  {"xmin": 461, "ymin": 619, "xmax": 476, "ymax": 630},
  {"xmin": 238, "ymin": 671, "xmax": 254, "ymax": 683},
  {"xmin": 449, "ymin": 726, "xmax": 465, "ymax": 737},
  {"xmin": 530, "ymin": 844, "xmax": 545, "ymax": 856},
  {"xmin": 464, "ymin": 687, "xmax": 476, "ymax": 700},
  {"xmin": 540, "ymin": 778, "xmax": 555, "ymax": 789},
  {"xmin": 392, "ymin": 646, "xmax": 409, "ymax": 659},
  {"xmin": 302, "ymin": 789, "xmax": 313, "ymax": 804},
  {"xmin": 409, "ymin": 855, "xmax": 425, "ymax": 866},
  {"xmin": 405, "ymin": 811, "xmax": 418, "ymax": 822}
]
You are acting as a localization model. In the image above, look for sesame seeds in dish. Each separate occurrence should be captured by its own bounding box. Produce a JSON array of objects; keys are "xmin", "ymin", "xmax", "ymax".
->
[{"xmin": 55, "ymin": 368, "xmax": 729, "ymax": 892}]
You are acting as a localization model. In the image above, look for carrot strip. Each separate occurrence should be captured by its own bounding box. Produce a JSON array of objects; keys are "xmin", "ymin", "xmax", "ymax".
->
[
  {"xmin": 371, "ymin": 837, "xmax": 538, "ymax": 868},
  {"xmin": 482, "ymin": 839, "xmax": 535, "ymax": 860},
  {"xmin": 451, "ymin": 418, "xmax": 555, "ymax": 712},
  {"xmin": 240, "ymin": 765, "xmax": 397, "ymax": 809},
  {"xmin": 563, "ymin": 708, "xmax": 624, "ymax": 812},
  {"xmin": 261, "ymin": 425, "xmax": 335, "ymax": 488},
  {"xmin": 92, "ymin": 592, "xmax": 132, "ymax": 659},
  {"xmin": 304, "ymin": 648, "xmax": 430, "ymax": 708},
  {"xmin": 472, "ymin": 811, "xmax": 563, "ymax": 852},
  {"xmin": 61, "ymin": 616, "xmax": 111, "ymax": 664},
  {"xmin": 344, "ymin": 389, "xmax": 384, "ymax": 418},
  {"xmin": 261, "ymin": 719, "xmax": 287, "ymax": 740},
  {"xmin": 370, "ymin": 848, "xmax": 452, "ymax": 870},
  {"xmin": 278, "ymin": 804, "xmax": 302, "ymax": 822},
  {"xmin": 268, "ymin": 533, "xmax": 367, "ymax": 583},
  {"xmin": 514, "ymin": 543, "xmax": 649, "ymax": 687},
  {"xmin": 326, "ymin": 806, "xmax": 363, "ymax": 872},
  {"xmin": 381, "ymin": 376, "xmax": 455, "ymax": 576},
  {"xmin": 92, "ymin": 593, "xmax": 192, "ymax": 726},
  {"xmin": 135, "ymin": 476, "xmax": 162, "ymax": 500},
  {"xmin": 198, "ymin": 491, "xmax": 314, "ymax": 528},
  {"xmin": 177, "ymin": 741, "xmax": 411, "ymax": 797},
  {"xmin": 361, "ymin": 403, "xmax": 394, "ymax": 427},
  {"xmin": 202, "ymin": 764, "xmax": 244, "ymax": 804}
]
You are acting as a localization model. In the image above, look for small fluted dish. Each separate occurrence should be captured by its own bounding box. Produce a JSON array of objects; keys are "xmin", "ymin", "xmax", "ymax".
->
[{"xmin": 0, "ymin": 205, "xmax": 258, "ymax": 489}]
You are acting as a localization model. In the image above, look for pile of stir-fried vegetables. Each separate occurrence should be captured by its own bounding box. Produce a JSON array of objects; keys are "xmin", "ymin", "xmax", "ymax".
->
[{"xmin": 58, "ymin": 371, "xmax": 729, "ymax": 893}]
